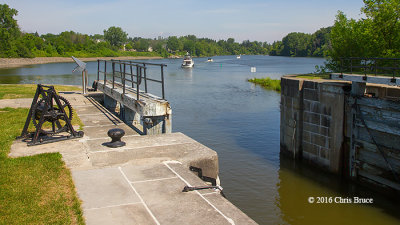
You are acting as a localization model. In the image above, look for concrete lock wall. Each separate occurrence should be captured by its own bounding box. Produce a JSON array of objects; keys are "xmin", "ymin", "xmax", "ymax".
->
[
  {"xmin": 281, "ymin": 76, "xmax": 400, "ymax": 192},
  {"xmin": 280, "ymin": 77, "xmax": 347, "ymax": 173}
]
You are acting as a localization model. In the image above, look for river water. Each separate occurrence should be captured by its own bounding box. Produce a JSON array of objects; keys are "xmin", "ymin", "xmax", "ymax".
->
[{"xmin": 1, "ymin": 55, "xmax": 399, "ymax": 225}]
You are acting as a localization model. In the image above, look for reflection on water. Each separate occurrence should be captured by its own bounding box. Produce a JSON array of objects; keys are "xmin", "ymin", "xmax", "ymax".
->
[
  {"xmin": 0, "ymin": 55, "xmax": 399, "ymax": 224},
  {"xmin": 278, "ymin": 156, "xmax": 400, "ymax": 225}
]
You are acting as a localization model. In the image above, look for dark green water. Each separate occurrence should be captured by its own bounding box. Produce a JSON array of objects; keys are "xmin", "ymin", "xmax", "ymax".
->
[{"xmin": 1, "ymin": 55, "xmax": 399, "ymax": 224}]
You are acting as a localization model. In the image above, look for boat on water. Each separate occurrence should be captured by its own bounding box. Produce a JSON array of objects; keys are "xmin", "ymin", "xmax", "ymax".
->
[
  {"xmin": 207, "ymin": 58, "xmax": 213, "ymax": 62},
  {"xmin": 236, "ymin": 54, "xmax": 241, "ymax": 59},
  {"xmin": 182, "ymin": 53, "xmax": 194, "ymax": 68}
]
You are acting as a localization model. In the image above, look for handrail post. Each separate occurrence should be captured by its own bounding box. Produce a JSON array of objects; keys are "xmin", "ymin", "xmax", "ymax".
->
[
  {"xmin": 104, "ymin": 61, "xmax": 107, "ymax": 85},
  {"xmin": 130, "ymin": 64, "xmax": 134, "ymax": 88},
  {"xmin": 123, "ymin": 63, "xmax": 126, "ymax": 95},
  {"xmin": 119, "ymin": 62, "xmax": 122, "ymax": 84},
  {"xmin": 161, "ymin": 65, "xmax": 165, "ymax": 99},
  {"xmin": 143, "ymin": 63, "xmax": 148, "ymax": 93},
  {"xmin": 112, "ymin": 62, "xmax": 115, "ymax": 89},
  {"xmin": 136, "ymin": 66, "xmax": 140, "ymax": 100},
  {"xmin": 97, "ymin": 60, "xmax": 100, "ymax": 81}
]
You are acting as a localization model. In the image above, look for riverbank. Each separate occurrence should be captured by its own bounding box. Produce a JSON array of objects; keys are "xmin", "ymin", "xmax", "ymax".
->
[
  {"xmin": 248, "ymin": 74, "xmax": 330, "ymax": 92},
  {"xmin": 248, "ymin": 77, "xmax": 281, "ymax": 92},
  {"xmin": 0, "ymin": 56, "xmax": 163, "ymax": 68}
]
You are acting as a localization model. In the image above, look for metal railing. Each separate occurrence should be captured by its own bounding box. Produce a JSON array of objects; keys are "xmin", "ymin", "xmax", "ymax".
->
[
  {"xmin": 340, "ymin": 57, "xmax": 400, "ymax": 81},
  {"xmin": 97, "ymin": 59, "xmax": 167, "ymax": 100}
]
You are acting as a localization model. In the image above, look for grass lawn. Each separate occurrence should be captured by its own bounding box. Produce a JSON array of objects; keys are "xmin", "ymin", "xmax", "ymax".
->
[
  {"xmin": 295, "ymin": 73, "xmax": 330, "ymax": 79},
  {"xmin": 0, "ymin": 84, "xmax": 84, "ymax": 130},
  {"xmin": 248, "ymin": 74, "xmax": 332, "ymax": 92},
  {"xmin": 0, "ymin": 84, "xmax": 85, "ymax": 224},
  {"xmin": 248, "ymin": 77, "xmax": 281, "ymax": 92},
  {"xmin": 0, "ymin": 84, "xmax": 81, "ymax": 99}
]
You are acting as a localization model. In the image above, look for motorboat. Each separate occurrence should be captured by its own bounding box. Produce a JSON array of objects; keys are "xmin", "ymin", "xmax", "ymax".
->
[
  {"xmin": 207, "ymin": 58, "xmax": 213, "ymax": 62},
  {"xmin": 182, "ymin": 53, "xmax": 194, "ymax": 68},
  {"xmin": 236, "ymin": 54, "xmax": 241, "ymax": 59}
]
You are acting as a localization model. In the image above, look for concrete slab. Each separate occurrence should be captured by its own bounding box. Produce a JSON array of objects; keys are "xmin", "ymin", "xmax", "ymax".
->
[
  {"xmin": 84, "ymin": 204, "xmax": 156, "ymax": 225},
  {"xmin": 72, "ymin": 167, "xmax": 141, "ymax": 210},
  {"xmin": 83, "ymin": 123, "xmax": 139, "ymax": 139},
  {"xmin": 87, "ymin": 141, "xmax": 219, "ymax": 179},
  {"xmin": 203, "ymin": 194, "xmax": 258, "ymax": 225},
  {"xmin": 133, "ymin": 170, "xmax": 231, "ymax": 225},
  {"xmin": 121, "ymin": 163, "xmax": 177, "ymax": 182},
  {"xmin": 9, "ymin": 137, "xmax": 84, "ymax": 157},
  {"xmin": 86, "ymin": 133, "xmax": 196, "ymax": 152},
  {"xmin": 78, "ymin": 114, "xmax": 123, "ymax": 127},
  {"xmin": 167, "ymin": 163, "xmax": 216, "ymax": 195},
  {"xmin": 7, "ymin": 91, "xmax": 257, "ymax": 225},
  {"xmin": 73, "ymin": 105, "xmax": 104, "ymax": 114}
]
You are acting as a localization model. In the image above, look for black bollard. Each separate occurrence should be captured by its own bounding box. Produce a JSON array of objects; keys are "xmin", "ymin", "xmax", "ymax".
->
[{"xmin": 103, "ymin": 128, "xmax": 126, "ymax": 148}]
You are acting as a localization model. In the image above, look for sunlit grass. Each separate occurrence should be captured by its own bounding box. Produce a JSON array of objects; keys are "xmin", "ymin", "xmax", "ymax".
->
[
  {"xmin": 296, "ymin": 73, "xmax": 330, "ymax": 79},
  {"xmin": 248, "ymin": 77, "xmax": 281, "ymax": 92},
  {"xmin": 0, "ymin": 107, "xmax": 84, "ymax": 224},
  {"xmin": 0, "ymin": 84, "xmax": 80, "ymax": 99}
]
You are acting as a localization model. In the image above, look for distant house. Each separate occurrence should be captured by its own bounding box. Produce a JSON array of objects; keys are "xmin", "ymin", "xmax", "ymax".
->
[{"xmin": 148, "ymin": 47, "xmax": 153, "ymax": 52}]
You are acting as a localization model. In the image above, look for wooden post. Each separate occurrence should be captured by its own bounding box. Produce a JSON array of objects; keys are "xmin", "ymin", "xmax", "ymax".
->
[
  {"xmin": 349, "ymin": 82, "xmax": 366, "ymax": 178},
  {"xmin": 82, "ymin": 70, "xmax": 87, "ymax": 94}
]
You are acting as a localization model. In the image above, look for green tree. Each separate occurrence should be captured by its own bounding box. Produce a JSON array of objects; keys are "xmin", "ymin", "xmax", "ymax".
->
[
  {"xmin": 166, "ymin": 36, "xmax": 182, "ymax": 51},
  {"xmin": 134, "ymin": 38, "xmax": 150, "ymax": 51},
  {"xmin": 269, "ymin": 41, "xmax": 283, "ymax": 56},
  {"xmin": 311, "ymin": 27, "xmax": 331, "ymax": 57},
  {"xmin": 281, "ymin": 32, "xmax": 312, "ymax": 57},
  {"xmin": 362, "ymin": 0, "xmax": 400, "ymax": 57},
  {"xmin": 329, "ymin": 0, "xmax": 400, "ymax": 61},
  {"xmin": 182, "ymin": 38, "xmax": 195, "ymax": 54},
  {"xmin": 103, "ymin": 26, "xmax": 128, "ymax": 47},
  {"xmin": 0, "ymin": 4, "xmax": 21, "ymax": 57},
  {"xmin": 125, "ymin": 43, "xmax": 133, "ymax": 50}
]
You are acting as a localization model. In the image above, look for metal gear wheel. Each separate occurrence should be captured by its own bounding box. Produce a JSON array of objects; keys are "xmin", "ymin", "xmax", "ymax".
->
[{"xmin": 31, "ymin": 96, "xmax": 73, "ymax": 135}]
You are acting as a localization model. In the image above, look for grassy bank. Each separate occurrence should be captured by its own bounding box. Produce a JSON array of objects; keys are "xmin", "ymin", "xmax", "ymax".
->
[
  {"xmin": 248, "ymin": 74, "xmax": 331, "ymax": 92},
  {"xmin": 0, "ymin": 85, "xmax": 85, "ymax": 224},
  {"xmin": 248, "ymin": 77, "xmax": 281, "ymax": 92},
  {"xmin": 296, "ymin": 73, "xmax": 330, "ymax": 79},
  {"xmin": 0, "ymin": 84, "xmax": 81, "ymax": 99}
]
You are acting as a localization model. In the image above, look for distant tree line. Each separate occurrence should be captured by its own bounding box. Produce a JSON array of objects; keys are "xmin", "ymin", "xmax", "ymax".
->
[
  {"xmin": 0, "ymin": 3, "xmax": 294, "ymax": 59},
  {"xmin": 1, "ymin": 0, "xmax": 398, "ymax": 61},
  {"xmin": 269, "ymin": 27, "xmax": 331, "ymax": 57},
  {"xmin": 0, "ymin": 3, "xmax": 324, "ymax": 59}
]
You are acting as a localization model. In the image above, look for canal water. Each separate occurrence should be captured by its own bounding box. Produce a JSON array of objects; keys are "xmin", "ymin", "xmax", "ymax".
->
[{"xmin": 1, "ymin": 55, "xmax": 399, "ymax": 225}]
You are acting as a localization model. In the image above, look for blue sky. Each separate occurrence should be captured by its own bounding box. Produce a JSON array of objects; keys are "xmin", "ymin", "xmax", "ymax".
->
[{"xmin": 3, "ymin": 0, "xmax": 364, "ymax": 42}]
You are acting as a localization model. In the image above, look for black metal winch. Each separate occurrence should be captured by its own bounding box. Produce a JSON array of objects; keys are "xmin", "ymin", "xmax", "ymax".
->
[{"xmin": 19, "ymin": 84, "xmax": 84, "ymax": 146}]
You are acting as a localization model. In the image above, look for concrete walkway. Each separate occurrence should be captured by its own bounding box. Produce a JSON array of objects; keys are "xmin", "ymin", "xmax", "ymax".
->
[{"xmin": 5, "ymin": 91, "xmax": 257, "ymax": 225}]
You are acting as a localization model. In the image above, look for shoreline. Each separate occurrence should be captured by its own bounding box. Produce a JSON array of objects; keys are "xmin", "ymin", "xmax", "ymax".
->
[{"xmin": 0, "ymin": 56, "xmax": 163, "ymax": 69}]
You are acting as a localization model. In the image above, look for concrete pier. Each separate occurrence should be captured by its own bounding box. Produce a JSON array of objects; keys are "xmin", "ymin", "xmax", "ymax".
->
[
  {"xmin": 7, "ymin": 91, "xmax": 256, "ymax": 225},
  {"xmin": 95, "ymin": 80, "xmax": 172, "ymax": 135}
]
